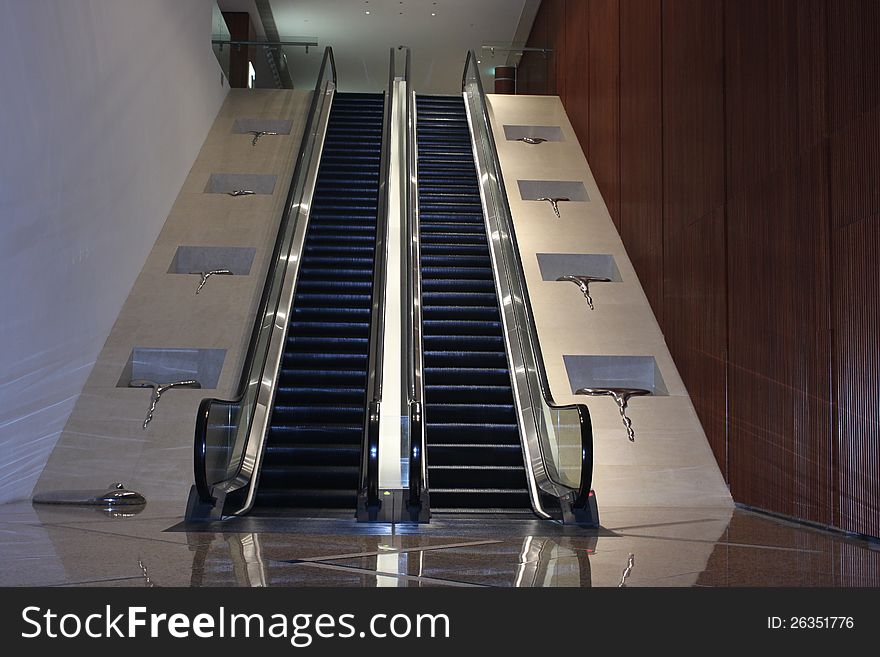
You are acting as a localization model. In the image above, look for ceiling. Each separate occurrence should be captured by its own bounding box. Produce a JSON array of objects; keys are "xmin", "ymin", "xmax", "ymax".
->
[{"xmin": 251, "ymin": 0, "xmax": 536, "ymax": 93}]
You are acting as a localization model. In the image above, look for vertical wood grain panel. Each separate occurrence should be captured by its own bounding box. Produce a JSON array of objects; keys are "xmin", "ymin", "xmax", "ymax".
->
[
  {"xmin": 661, "ymin": 0, "xmax": 728, "ymax": 467},
  {"xmin": 663, "ymin": 209, "xmax": 729, "ymax": 471},
  {"xmin": 619, "ymin": 0, "xmax": 663, "ymax": 322},
  {"xmin": 661, "ymin": 0, "xmax": 725, "ymax": 233},
  {"xmin": 725, "ymin": 0, "xmax": 832, "ymax": 524},
  {"xmin": 828, "ymin": 0, "xmax": 880, "ymax": 536},
  {"xmin": 563, "ymin": 0, "xmax": 590, "ymax": 150},
  {"xmin": 519, "ymin": 0, "xmax": 550, "ymax": 95},
  {"xmin": 833, "ymin": 218, "xmax": 880, "ymax": 537},
  {"xmin": 517, "ymin": 0, "xmax": 880, "ymax": 536},
  {"xmin": 588, "ymin": 0, "xmax": 620, "ymax": 224},
  {"xmin": 547, "ymin": 0, "xmax": 566, "ymax": 101},
  {"xmin": 726, "ymin": 150, "xmax": 832, "ymax": 522}
]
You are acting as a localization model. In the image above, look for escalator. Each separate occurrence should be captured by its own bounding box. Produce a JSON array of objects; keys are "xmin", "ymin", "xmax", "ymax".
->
[
  {"xmin": 415, "ymin": 95, "xmax": 531, "ymax": 513},
  {"xmin": 254, "ymin": 92, "xmax": 385, "ymax": 512}
]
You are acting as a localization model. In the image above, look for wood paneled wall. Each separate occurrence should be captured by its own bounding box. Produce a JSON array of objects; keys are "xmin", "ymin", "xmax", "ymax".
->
[{"xmin": 520, "ymin": 0, "xmax": 880, "ymax": 537}]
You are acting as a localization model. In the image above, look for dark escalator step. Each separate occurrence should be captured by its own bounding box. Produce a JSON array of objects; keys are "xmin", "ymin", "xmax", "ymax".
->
[
  {"xmin": 423, "ymin": 335, "xmax": 505, "ymax": 351},
  {"xmin": 420, "ymin": 232, "xmax": 487, "ymax": 245},
  {"xmin": 428, "ymin": 443, "xmax": 525, "ymax": 466},
  {"xmin": 288, "ymin": 321, "xmax": 370, "ymax": 337},
  {"xmin": 295, "ymin": 280, "xmax": 373, "ymax": 294},
  {"xmin": 285, "ymin": 335, "xmax": 370, "ymax": 353},
  {"xmin": 298, "ymin": 266, "xmax": 374, "ymax": 281},
  {"xmin": 293, "ymin": 292, "xmax": 371, "ymax": 308},
  {"xmin": 422, "ymin": 291, "xmax": 498, "ymax": 306},
  {"xmin": 293, "ymin": 306, "xmax": 371, "ymax": 321},
  {"xmin": 424, "ymin": 402, "xmax": 516, "ymax": 424},
  {"xmin": 428, "ymin": 489, "xmax": 531, "ymax": 510},
  {"xmin": 257, "ymin": 93, "xmax": 383, "ymax": 512},
  {"xmin": 416, "ymin": 94, "xmax": 532, "ymax": 513},
  {"xmin": 258, "ymin": 465, "xmax": 360, "ymax": 489},
  {"xmin": 255, "ymin": 489, "xmax": 357, "ymax": 509},
  {"xmin": 427, "ymin": 465, "xmax": 527, "ymax": 489},
  {"xmin": 421, "ymin": 278, "xmax": 496, "ymax": 293},
  {"xmin": 277, "ymin": 368, "xmax": 366, "ymax": 386},
  {"xmin": 424, "ymin": 384, "xmax": 514, "ymax": 404},
  {"xmin": 282, "ymin": 352, "xmax": 367, "ymax": 369},
  {"xmin": 421, "ymin": 242, "xmax": 489, "ymax": 255},
  {"xmin": 272, "ymin": 404, "xmax": 365, "ymax": 425},
  {"xmin": 424, "ymin": 422, "xmax": 521, "ymax": 444},
  {"xmin": 303, "ymin": 245, "xmax": 376, "ymax": 256},
  {"xmin": 421, "ymin": 266, "xmax": 494, "ymax": 279},
  {"xmin": 423, "ymin": 367, "xmax": 511, "ymax": 386},
  {"xmin": 303, "ymin": 236, "xmax": 377, "ymax": 248},
  {"xmin": 422, "ymin": 319, "xmax": 503, "ymax": 335},
  {"xmin": 423, "ymin": 350, "xmax": 508, "ymax": 368},
  {"xmin": 271, "ymin": 424, "xmax": 364, "ymax": 452},
  {"xmin": 274, "ymin": 385, "xmax": 365, "ymax": 404},
  {"xmin": 421, "ymin": 305, "xmax": 501, "ymax": 321},
  {"xmin": 421, "ymin": 255, "xmax": 492, "ymax": 268}
]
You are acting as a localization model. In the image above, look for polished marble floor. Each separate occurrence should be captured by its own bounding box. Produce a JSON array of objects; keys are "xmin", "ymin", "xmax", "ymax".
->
[{"xmin": 0, "ymin": 502, "xmax": 877, "ymax": 587}]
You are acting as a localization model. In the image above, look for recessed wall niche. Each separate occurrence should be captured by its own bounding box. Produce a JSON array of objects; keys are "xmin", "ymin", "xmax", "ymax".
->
[
  {"xmin": 503, "ymin": 125, "xmax": 564, "ymax": 142},
  {"xmin": 232, "ymin": 118, "xmax": 293, "ymax": 135},
  {"xmin": 537, "ymin": 253, "xmax": 622, "ymax": 282},
  {"xmin": 167, "ymin": 246, "xmax": 256, "ymax": 276},
  {"xmin": 563, "ymin": 355, "xmax": 668, "ymax": 396},
  {"xmin": 116, "ymin": 348, "xmax": 226, "ymax": 389},
  {"xmin": 517, "ymin": 180, "xmax": 589, "ymax": 202},
  {"xmin": 205, "ymin": 173, "xmax": 277, "ymax": 195}
]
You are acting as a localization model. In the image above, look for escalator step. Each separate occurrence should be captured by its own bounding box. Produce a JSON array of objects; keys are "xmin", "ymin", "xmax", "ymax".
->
[
  {"xmin": 416, "ymin": 94, "xmax": 530, "ymax": 513},
  {"xmin": 256, "ymin": 92, "xmax": 384, "ymax": 512}
]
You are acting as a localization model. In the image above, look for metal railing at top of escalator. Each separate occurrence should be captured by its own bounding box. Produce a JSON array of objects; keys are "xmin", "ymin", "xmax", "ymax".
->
[
  {"xmin": 356, "ymin": 47, "xmax": 400, "ymax": 519},
  {"xmin": 189, "ymin": 47, "xmax": 338, "ymax": 519},
  {"xmin": 459, "ymin": 50, "xmax": 597, "ymax": 523}
]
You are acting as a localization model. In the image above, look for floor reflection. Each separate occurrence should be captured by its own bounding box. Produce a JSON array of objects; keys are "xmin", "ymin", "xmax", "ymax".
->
[
  {"xmin": 515, "ymin": 536, "xmax": 596, "ymax": 587},
  {"xmin": 3, "ymin": 502, "xmax": 878, "ymax": 587}
]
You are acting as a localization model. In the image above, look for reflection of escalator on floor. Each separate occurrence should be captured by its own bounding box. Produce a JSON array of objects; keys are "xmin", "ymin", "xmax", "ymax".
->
[
  {"xmin": 415, "ymin": 95, "xmax": 531, "ymax": 513},
  {"xmin": 254, "ymin": 92, "xmax": 385, "ymax": 512}
]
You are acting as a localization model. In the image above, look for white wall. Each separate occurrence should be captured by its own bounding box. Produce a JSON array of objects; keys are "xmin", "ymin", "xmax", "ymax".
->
[{"xmin": 0, "ymin": 0, "xmax": 228, "ymax": 503}]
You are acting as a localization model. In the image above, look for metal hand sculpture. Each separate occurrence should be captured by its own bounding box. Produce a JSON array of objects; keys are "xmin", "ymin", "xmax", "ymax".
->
[
  {"xmin": 618, "ymin": 554, "xmax": 635, "ymax": 588},
  {"xmin": 575, "ymin": 387, "xmax": 651, "ymax": 442},
  {"xmin": 247, "ymin": 130, "xmax": 280, "ymax": 146},
  {"xmin": 130, "ymin": 379, "xmax": 202, "ymax": 429},
  {"xmin": 227, "ymin": 189, "xmax": 256, "ymax": 197},
  {"xmin": 536, "ymin": 196, "xmax": 570, "ymax": 218},
  {"xmin": 516, "ymin": 137, "xmax": 548, "ymax": 145},
  {"xmin": 556, "ymin": 274, "xmax": 612, "ymax": 310},
  {"xmin": 190, "ymin": 269, "xmax": 232, "ymax": 294}
]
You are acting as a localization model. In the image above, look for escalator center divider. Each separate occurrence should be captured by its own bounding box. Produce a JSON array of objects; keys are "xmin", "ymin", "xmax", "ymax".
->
[
  {"xmin": 415, "ymin": 95, "xmax": 531, "ymax": 513},
  {"xmin": 254, "ymin": 93, "xmax": 385, "ymax": 511}
]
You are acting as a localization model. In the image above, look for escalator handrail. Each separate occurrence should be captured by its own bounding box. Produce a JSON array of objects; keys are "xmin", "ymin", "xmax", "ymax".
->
[
  {"xmin": 460, "ymin": 50, "xmax": 594, "ymax": 509},
  {"xmin": 359, "ymin": 47, "xmax": 398, "ymax": 510},
  {"xmin": 193, "ymin": 47, "xmax": 337, "ymax": 506},
  {"xmin": 401, "ymin": 48, "xmax": 428, "ymax": 511}
]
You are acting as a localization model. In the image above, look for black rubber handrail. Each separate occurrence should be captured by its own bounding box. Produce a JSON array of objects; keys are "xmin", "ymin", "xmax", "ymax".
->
[
  {"xmin": 400, "ymin": 47, "xmax": 428, "ymax": 516},
  {"xmin": 461, "ymin": 50, "xmax": 595, "ymax": 511},
  {"xmin": 357, "ymin": 47, "xmax": 398, "ymax": 516},
  {"xmin": 193, "ymin": 47, "xmax": 337, "ymax": 506}
]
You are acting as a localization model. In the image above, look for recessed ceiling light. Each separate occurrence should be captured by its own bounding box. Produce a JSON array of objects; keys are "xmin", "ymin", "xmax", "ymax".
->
[
  {"xmin": 365, "ymin": 10, "xmax": 370, "ymax": 14},
  {"xmin": 431, "ymin": 12, "xmax": 436, "ymax": 16}
]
